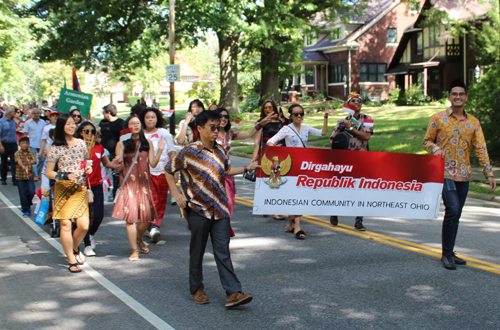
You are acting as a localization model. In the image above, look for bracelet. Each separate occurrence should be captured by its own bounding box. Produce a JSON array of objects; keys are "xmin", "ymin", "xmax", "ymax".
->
[
  {"xmin": 55, "ymin": 172, "xmax": 70, "ymax": 181},
  {"xmin": 254, "ymin": 123, "xmax": 263, "ymax": 131}
]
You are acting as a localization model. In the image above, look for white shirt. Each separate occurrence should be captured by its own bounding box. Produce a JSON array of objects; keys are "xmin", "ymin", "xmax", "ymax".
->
[
  {"xmin": 145, "ymin": 128, "xmax": 176, "ymax": 176},
  {"xmin": 174, "ymin": 119, "xmax": 195, "ymax": 146},
  {"xmin": 267, "ymin": 123, "xmax": 323, "ymax": 148},
  {"xmin": 41, "ymin": 124, "xmax": 55, "ymax": 146},
  {"xmin": 23, "ymin": 118, "xmax": 46, "ymax": 148}
]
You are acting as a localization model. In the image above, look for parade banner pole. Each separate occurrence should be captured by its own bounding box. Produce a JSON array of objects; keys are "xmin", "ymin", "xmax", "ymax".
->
[{"xmin": 168, "ymin": 0, "xmax": 176, "ymax": 135}]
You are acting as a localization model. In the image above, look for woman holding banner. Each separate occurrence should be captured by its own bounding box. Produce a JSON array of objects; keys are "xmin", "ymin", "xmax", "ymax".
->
[
  {"xmin": 251, "ymin": 100, "xmax": 287, "ymax": 220},
  {"xmin": 267, "ymin": 104, "xmax": 332, "ymax": 239},
  {"xmin": 111, "ymin": 116, "xmax": 166, "ymax": 261},
  {"xmin": 214, "ymin": 107, "xmax": 276, "ymax": 218},
  {"xmin": 46, "ymin": 113, "xmax": 92, "ymax": 273}
]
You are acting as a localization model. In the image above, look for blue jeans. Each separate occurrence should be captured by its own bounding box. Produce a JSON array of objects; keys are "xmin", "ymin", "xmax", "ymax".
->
[
  {"xmin": 29, "ymin": 147, "xmax": 42, "ymax": 178},
  {"xmin": 17, "ymin": 179, "xmax": 35, "ymax": 213},
  {"xmin": 441, "ymin": 179, "xmax": 469, "ymax": 256}
]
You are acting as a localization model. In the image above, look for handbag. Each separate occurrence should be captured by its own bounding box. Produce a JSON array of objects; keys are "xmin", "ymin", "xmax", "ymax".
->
[
  {"xmin": 290, "ymin": 126, "xmax": 307, "ymax": 148},
  {"xmin": 243, "ymin": 169, "xmax": 256, "ymax": 182},
  {"xmin": 34, "ymin": 198, "xmax": 50, "ymax": 225},
  {"xmin": 87, "ymin": 177, "xmax": 94, "ymax": 204},
  {"xmin": 113, "ymin": 144, "xmax": 141, "ymax": 203},
  {"xmin": 331, "ymin": 131, "xmax": 351, "ymax": 150}
]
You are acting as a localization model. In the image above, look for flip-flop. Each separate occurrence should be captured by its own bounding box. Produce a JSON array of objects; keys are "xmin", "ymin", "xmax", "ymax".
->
[
  {"xmin": 273, "ymin": 215, "xmax": 285, "ymax": 220},
  {"xmin": 294, "ymin": 230, "xmax": 306, "ymax": 239},
  {"xmin": 68, "ymin": 263, "xmax": 81, "ymax": 273}
]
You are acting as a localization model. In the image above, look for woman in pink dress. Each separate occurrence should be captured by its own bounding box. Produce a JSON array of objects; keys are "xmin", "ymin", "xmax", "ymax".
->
[{"xmin": 112, "ymin": 116, "xmax": 166, "ymax": 261}]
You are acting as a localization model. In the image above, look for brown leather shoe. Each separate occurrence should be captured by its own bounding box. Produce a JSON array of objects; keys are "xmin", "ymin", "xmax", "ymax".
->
[
  {"xmin": 192, "ymin": 289, "xmax": 210, "ymax": 304},
  {"xmin": 330, "ymin": 216, "xmax": 338, "ymax": 226},
  {"xmin": 225, "ymin": 292, "xmax": 253, "ymax": 308}
]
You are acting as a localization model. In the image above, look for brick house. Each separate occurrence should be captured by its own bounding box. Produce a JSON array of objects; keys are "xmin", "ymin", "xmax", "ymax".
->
[
  {"xmin": 287, "ymin": 0, "xmax": 422, "ymax": 102},
  {"xmin": 386, "ymin": 0, "xmax": 492, "ymax": 100}
]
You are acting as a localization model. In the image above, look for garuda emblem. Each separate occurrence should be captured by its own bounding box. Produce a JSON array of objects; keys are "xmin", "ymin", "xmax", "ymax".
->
[{"xmin": 261, "ymin": 153, "xmax": 292, "ymax": 188}]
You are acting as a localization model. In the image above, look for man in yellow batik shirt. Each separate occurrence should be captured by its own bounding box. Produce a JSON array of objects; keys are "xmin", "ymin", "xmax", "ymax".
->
[{"xmin": 423, "ymin": 79, "xmax": 496, "ymax": 270}]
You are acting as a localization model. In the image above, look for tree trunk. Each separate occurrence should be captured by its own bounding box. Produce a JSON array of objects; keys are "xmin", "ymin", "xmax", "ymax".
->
[
  {"xmin": 217, "ymin": 32, "xmax": 240, "ymax": 114},
  {"xmin": 260, "ymin": 47, "xmax": 281, "ymax": 104}
]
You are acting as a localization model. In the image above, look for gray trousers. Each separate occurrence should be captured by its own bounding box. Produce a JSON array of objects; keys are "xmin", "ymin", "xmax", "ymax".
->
[{"xmin": 187, "ymin": 211, "xmax": 242, "ymax": 296}]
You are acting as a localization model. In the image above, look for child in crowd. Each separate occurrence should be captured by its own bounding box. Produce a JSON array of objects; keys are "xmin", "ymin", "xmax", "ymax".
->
[{"xmin": 15, "ymin": 137, "xmax": 37, "ymax": 216}]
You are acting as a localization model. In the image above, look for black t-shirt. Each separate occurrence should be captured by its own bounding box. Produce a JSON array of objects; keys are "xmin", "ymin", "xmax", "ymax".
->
[{"xmin": 99, "ymin": 118, "xmax": 124, "ymax": 154}]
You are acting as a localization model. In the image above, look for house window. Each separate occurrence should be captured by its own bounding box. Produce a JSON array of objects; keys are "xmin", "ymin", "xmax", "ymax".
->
[
  {"xmin": 328, "ymin": 64, "xmax": 345, "ymax": 83},
  {"xmin": 429, "ymin": 26, "xmax": 440, "ymax": 46},
  {"xmin": 416, "ymin": 32, "xmax": 423, "ymax": 55},
  {"xmin": 360, "ymin": 63, "xmax": 386, "ymax": 82},
  {"xmin": 387, "ymin": 28, "xmax": 397, "ymax": 44},
  {"xmin": 306, "ymin": 33, "xmax": 315, "ymax": 46},
  {"xmin": 305, "ymin": 67, "xmax": 314, "ymax": 85},
  {"xmin": 330, "ymin": 28, "xmax": 341, "ymax": 40}
]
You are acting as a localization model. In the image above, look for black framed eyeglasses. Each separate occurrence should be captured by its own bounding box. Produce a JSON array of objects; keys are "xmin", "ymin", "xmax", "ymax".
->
[
  {"xmin": 83, "ymin": 129, "xmax": 96, "ymax": 135},
  {"xmin": 292, "ymin": 112, "xmax": 305, "ymax": 117}
]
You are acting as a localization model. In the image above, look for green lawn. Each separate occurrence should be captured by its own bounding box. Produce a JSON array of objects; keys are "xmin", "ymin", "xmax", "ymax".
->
[{"xmin": 233, "ymin": 103, "xmax": 448, "ymax": 155}]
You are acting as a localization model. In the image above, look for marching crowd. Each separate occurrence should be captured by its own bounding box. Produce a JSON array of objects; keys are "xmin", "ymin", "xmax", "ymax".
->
[{"xmin": 0, "ymin": 78, "xmax": 495, "ymax": 307}]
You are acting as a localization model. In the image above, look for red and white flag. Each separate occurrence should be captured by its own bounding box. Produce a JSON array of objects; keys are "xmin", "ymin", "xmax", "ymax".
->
[
  {"xmin": 233, "ymin": 118, "xmax": 241, "ymax": 127},
  {"xmin": 363, "ymin": 118, "xmax": 374, "ymax": 127},
  {"xmin": 119, "ymin": 128, "xmax": 133, "ymax": 142},
  {"xmin": 342, "ymin": 103, "xmax": 358, "ymax": 116},
  {"xmin": 161, "ymin": 109, "xmax": 174, "ymax": 117}
]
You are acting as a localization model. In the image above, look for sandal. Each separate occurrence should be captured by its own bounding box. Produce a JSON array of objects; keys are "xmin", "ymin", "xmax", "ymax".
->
[
  {"xmin": 272, "ymin": 215, "xmax": 285, "ymax": 220},
  {"xmin": 129, "ymin": 249, "xmax": 139, "ymax": 261},
  {"xmin": 137, "ymin": 239, "xmax": 149, "ymax": 254},
  {"xmin": 73, "ymin": 248, "xmax": 85, "ymax": 265},
  {"xmin": 294, "ymin": 230, "xmax": 306, "ymax": 239},
  {"xmin": 68, "ymin": 263, "xmax": 81, "ymax": 273}
]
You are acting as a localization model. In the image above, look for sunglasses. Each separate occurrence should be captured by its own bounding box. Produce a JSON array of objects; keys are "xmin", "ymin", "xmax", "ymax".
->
[
  {"xmin": 292, "ymin": 112, "xmax": 305, "ymax": 117},
  {"xmin": 350, "ymin": 99, "xmax": 362, "ymax": 103},
  {"xmin": 72, "ymin": 114, "xmax": 82, "ymax": 118},
  {"xmin": 204, "ymin": 126, "xmax": 222, "ymax": 132},
  {"xmin": 264, "ymin": 106, "xmax": 273, "ymax": 110},
  {"xmin": 221, "ymin": 115, "xmax": 229, "ymax": 119},
  {"xmin": 83, "ymin": 129, "xmax": 96, "ymax": 135}
]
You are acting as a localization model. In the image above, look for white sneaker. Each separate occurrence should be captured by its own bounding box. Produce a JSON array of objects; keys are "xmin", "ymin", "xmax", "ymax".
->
[
  {"xmin": 89, "ymin": 234, "xmax": 96, "ymax": 249},
  {"xmin": 150, "ymin": 227, "xmax": 160, "ymax": 243},
  {"xmin": 84, "ymin": 246, "xmax": 96, "ymax": 257}
]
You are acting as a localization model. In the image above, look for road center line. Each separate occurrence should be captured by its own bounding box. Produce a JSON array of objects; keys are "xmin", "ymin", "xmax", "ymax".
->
[
  {"xmin": 235, "ymin": 196, "xmax": 500, "ymax": 275},
  {"xmin": 0, "ymin": 191, "xmax": 175, "ymax": 330}
]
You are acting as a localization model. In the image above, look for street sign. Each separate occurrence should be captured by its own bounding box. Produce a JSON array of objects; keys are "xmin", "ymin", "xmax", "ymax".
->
[{"xmin": 166, "ymin": 64, "xmax": 180, "ymax": 82}]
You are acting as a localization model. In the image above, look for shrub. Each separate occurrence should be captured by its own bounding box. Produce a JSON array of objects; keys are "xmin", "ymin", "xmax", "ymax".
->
[
  {"xmin": 313, "ymin": 92, "xmax": 326, "ymax": 102},
  {"xmin": 389, "ymin": 86, "xmax": 405, "ymax": 105},
  {"xmin": 241, "ymin": 93, "xmax": 261, "ymax": 112},
  {"xmin": 466, "ymin": 65, "xmax": 500, "ymax": 161},
  {"xmin": 404, "ymin": 84, "xmax": 430, "ymax": 105},
  {"xmin": 299, "ymin": 95, "xmax": 313, "ymax": 102}
]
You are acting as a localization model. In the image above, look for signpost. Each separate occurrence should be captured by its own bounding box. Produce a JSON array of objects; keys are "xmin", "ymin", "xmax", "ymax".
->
[{"xmin": 166, "ymin": 64, "xmax": 180, "ymax": 82}]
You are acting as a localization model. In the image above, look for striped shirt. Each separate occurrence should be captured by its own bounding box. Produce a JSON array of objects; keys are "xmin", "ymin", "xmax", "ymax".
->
[{"xmin": 166, "ymin": 141, "xmax": 231, "ymax": 220}]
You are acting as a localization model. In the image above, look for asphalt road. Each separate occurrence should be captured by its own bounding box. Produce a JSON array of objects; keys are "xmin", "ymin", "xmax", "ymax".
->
[{"xmin": 1, "ymin": 155, "xmax": 500, "ymax": 330}]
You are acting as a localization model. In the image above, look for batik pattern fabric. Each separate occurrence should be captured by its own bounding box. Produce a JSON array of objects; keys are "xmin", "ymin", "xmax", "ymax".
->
[
  {"xmin": 166, "ymin": 141, "xmax": 230, "ymax": 220},
  {"xmin": 329, "ymin": 113, "xmax": 373, "ymax": 151},
  {"xmin": 15, "ymin": 149, "xmax": 36, "ymax": 180},
  {"xmin": 423, "ymin": 108, "xmax": 493, "ymax": 181},
  {"xmin": 53, "ymin": 180, "xmax": 89, "ymax": 219}
]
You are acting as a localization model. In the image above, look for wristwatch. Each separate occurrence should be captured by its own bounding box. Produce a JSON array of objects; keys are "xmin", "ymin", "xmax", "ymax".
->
[{"xmin": 348, "ymin": 127, "xmax": 353, "ymax": 131}]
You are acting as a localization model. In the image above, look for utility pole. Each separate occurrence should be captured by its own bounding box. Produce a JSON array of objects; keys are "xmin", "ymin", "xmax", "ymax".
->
[{"xmin": 169, "ymin": 0, "xmax": 176, "ymax": 135}]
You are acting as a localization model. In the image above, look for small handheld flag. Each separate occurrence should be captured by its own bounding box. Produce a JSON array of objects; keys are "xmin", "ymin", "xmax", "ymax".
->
[
  {"xmin": 161, "ymin": 109, "xmax": 174, "ymax": 117},
  {"xmin": 119, "ymin": 128, "xmax": 133, "ymax": 142},
  {"xmin": 233, "ymin": 118, "xmax": 241, "ymax": 127},
  {"xmin": 342, "ymin": 103, "xmax": 358, "ymax": 117},
  {"xmin": 363, "ymin": 118, "xmax": 374, "ymax": 127}
]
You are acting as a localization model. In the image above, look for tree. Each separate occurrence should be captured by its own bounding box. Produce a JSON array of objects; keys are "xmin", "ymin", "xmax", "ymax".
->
[{"xmin": 244, "ymin": 1, "xmax": 359, "ymax": 104}]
